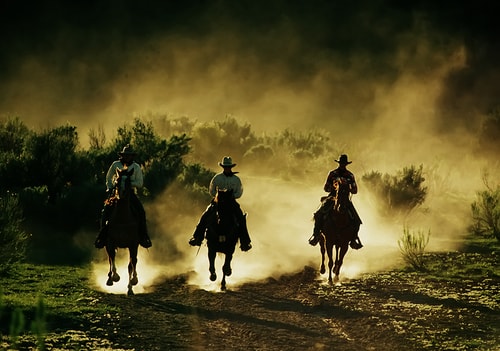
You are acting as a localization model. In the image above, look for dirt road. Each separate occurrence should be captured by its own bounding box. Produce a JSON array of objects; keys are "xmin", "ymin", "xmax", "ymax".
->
[{"xmin": 95, "ymin": 252, "xmax": 499, "ymax": 351}]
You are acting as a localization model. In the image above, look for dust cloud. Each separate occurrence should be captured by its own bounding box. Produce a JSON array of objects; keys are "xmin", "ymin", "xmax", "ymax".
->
[
  {"xmin": 76, "ymin": 46, "xmax": 498, "ymax": 291},
  {"xmin": 2, "ymin": 2, "xmax": 499, "ymax": 291}
]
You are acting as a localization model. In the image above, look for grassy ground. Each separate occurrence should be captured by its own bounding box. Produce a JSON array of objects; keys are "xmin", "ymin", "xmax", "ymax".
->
[
  {"xmin": 0, "ymin": 237, "xmax": 499, "ymax": 350},
  {"xmin": 0, "ymin": 264, "xmax": 121, "ymax": 350}
]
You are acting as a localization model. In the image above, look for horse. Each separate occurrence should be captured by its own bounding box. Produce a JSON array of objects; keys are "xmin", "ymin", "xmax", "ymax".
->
[
  {"xmin": 104, "ymin": 167, "xmax": 140, "ymax": 296},
  {"xmin": 204, "ymin": 188, "xmax": 240, "ymax": 291},
  {"xmin": 318, "ymin": 179, "xmax": 359, "ymax": 285}
]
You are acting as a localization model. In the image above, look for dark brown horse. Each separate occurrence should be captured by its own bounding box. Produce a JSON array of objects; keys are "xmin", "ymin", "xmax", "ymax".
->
[
  {"xmin": 205, "ymin": 189, "xmax": 240, "ymax": 291},
  {"xmin": 318, "ymin": 179, "xmax": 358, "ymax": 285},
  {"xmin": 105, "ymin": 167, "xmax": 140, "ymax": 296}
]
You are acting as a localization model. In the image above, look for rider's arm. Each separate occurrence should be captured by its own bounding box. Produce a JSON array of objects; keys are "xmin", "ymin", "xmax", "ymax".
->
[
  {"xmin": 209, "ymin": 174, "xmax": 219, "ymax": 197},
  {"xmin": 130, "ymin": 163, "xmax": 144, "ymax": 188},
  {"xmin": 106, "ymin": 161, "xmax": 119, "ymax": 191},
  {"xmin": 349, "ymin": 175, "xmax": 358, "ymax": 194},
  {"xmin": 323, "ymin": 171, "xmax": 334, "ymax": 193},
  {"xmin": 232, "ymin": 177, "xmax": 243, "ymax": 199}
]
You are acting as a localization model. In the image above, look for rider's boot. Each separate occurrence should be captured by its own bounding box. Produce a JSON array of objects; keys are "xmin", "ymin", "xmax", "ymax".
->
[
  {"xmin": 239, "ymin": 213, "xmax": 252, "ymax": 252},
  {"xmin": 95, "ymin": 206, "xmax": 111, "ymax": 249},
  {"xmin": 308, "ymin": 228, "xmax": 321, "ymax": 246},
  {"xmin": 139, "ymin": 220, "xmax": 152, "ymax": 248},
  {"xmin": 308, "ymin": 213, "xmax": 322, "ymax": 246},
  {"xmin": 188, "ymin": 224, "xmax": 205, "ymax": 246},
  {"xmin": 94, "ymin": 225, "xmax": 107, "ymax": 249},
  {"xmin": 349, "ymin": 236, "xmax": 363, "ymax": 250},
  {"xmin": 349, "ymin": 223, "xmax": 363, "ymax": 250}
]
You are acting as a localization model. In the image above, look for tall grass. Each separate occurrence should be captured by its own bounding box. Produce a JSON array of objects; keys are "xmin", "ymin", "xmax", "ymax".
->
[
  {"xmin": 0, "ymin": 291, "xmax": 47, "ymax": 350},
  {"xmin": 398, "ymin": 226, "xmax": 430, "ymax": 271}
]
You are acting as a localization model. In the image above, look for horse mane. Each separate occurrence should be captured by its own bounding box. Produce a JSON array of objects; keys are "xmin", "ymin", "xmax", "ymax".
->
[
  {"xmin": 214, "ymin": 188, "xmax": 234, "ymax": 204},
  {"xmin": 104, "ymin": 167, "xmax": 134, "ymax": 205},
  {"xmin": 333, "ymin": 180, "xmax": 351, "ymax": 212}
]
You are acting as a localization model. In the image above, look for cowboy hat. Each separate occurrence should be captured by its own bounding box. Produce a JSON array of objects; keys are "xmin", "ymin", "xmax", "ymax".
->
[
  {"xmin": 335, "ymin": 154, "xmax": 352, "ymax": 164},
  {"xmin": 219, "ymin": 156, "xmax": 236, "ymax": 168},
  {"xmin": 118, "ymin": 144, "xmax": 137, "ymax": 156}
]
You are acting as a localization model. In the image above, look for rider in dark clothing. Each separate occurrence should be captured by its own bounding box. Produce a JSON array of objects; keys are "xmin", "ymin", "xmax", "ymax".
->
[
  {"xmin": 308, "ymin": 154, "xmax": 363, "ymax": 249},
  {"xmin": 94, "ymin": 145, "xmax": 152, "ymax": 249}
]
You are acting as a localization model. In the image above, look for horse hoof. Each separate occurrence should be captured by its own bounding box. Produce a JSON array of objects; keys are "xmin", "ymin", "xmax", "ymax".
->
[
  {"xmin": 222, "ymin": 266, "xmax": 232, "ymax": 276},
  {"xmin": 127, "ymin": 288, "xmax": 134, "ymax": 296},
  {"xmin": 221, "ymin": 284, "xmax": 226, "ymax": 291},
  {"xmin": 113, "ymin": 274, "xmax": 121, "ymax": 283},
  {"xmin": 320, "ymin": 266, "xmax": 326, "ymax": 275},
  {"xmin": 106, "ymin": 279, "xmax": 113, "ymax": 286},
  {"xmin": 210, "ymin": 273, "xmax": 217, "ymax": 281},
  {"xmin": 130, "ymin": 276, "xmax": 138, "ymax": 286}
]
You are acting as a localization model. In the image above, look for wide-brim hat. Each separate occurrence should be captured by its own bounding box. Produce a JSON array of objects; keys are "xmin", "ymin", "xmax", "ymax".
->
[
  {"xmin": 118, "ymin": 144, "xmax": 137, "ymax": 156},
  {"xmin": 219, "ymin": 156, "xmax": 236, "ymax": 168},
  {"xmin": 335, "ymin": 154, "xmax": 352, "ymax": 165}
]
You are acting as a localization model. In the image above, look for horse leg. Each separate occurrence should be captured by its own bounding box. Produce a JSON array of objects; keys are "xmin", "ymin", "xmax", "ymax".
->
[
  {"xmin": 326, "ymin": 241, "xmax": 334, "ymax": 285},
  {"xmin": 222, "ymin": 253, "xmax": 233, "ymax": 277},
  {"xmin": 220, "ymin": 253, "xmax": 233, "ymax": 291},
  {"xmin": 221, "ymin": 273, "xmax": 227, "ymax": 291},
  {"xmin": 106, "ymin": 247, "xmax": 120, "ymax": 286},
  {"xmin": 319, "ymin": 235, "xmax": 326, "ymax": 275},
  {"xmin": 127, "ymin": 246, "xmax": 139, "ymax": 296},
  {"xmin": 333, "ymin": 244, "xmax": 349, "ymax": 284},
  {"xmin": 208, "ymin": 248, "xmax": 217, "ymax": 281}
]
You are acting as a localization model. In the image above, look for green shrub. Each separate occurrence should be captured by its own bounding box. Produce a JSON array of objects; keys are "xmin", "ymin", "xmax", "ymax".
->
[
  {"xmin": 176, "ymin": 163, "xmax": 215, "ymax": 208},
  {"xmin": 0, "ymin": 193, "xmax": 30, "ymax": 269},
  {"xmin": 243, "ymin": 144, "xmax": 275, "ymax": 162},
  {"xmin": 470, "ymin": 182, "xmax": 500, "ymax": 242},
  {"xmin": 398, "ymin": 226, "xmax": 430, "ymax": 271},
  {"xmin": 362, "ymin": 164, "xmax": 427, "ymax": 216}
]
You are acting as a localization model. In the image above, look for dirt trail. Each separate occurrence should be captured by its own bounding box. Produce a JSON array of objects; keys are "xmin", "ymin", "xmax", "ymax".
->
[{"xmin": 95, "ymin": 254, "xmax": 500, "ymax": 351}]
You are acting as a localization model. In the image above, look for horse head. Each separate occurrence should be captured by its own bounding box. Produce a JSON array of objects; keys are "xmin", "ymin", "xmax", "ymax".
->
[
  {"xmin": 210, "ymin": 188, "xmax": 238, "ymax": 235},
  {"xmin": 333, "ymin": 178, "xmax": 351, "ymax": 213},
  {"xmin": 115, "ymin": 167, "xmax": 134, "ymax": 200},
  {"xmin": 215, "ymin": 188, "xmax": 234, "ymax": 205}
]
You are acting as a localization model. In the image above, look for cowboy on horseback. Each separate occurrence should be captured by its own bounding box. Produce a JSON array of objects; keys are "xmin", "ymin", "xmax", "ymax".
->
[
  {"xmin": 189, "ymin": 156, "xmax": 252, "ymax": 251},
  {"xmin": 308, "ymin": 154, "xmax": 363, "ymax": 249},
  {"xmin": 94, "ymin": 145, "xmax": 152, "ymax": 249}
]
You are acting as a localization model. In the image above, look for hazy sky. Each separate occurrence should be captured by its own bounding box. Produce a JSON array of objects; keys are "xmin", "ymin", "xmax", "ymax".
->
[
  {"xmin": 1, "ymin": 0, "xmax": 498, "ymax": 136},
  {"xmin": 2, "ymin": 0, "xmax": 499, "ymax": 288}
]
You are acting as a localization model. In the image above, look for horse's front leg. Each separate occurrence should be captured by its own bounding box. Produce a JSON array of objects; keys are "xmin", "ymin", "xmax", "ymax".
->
[
  {"xmin": 221, "ymin": 252, "xmax": 233, "ymax": 291},
  {"xmin": 326, "ymin": 242, "xmax": 334, "ymax": 285},
  {"xmin": 222, "ymin": 253, "xmax": 233, "ymax": 277},
  {"xmin": 319, "ymin": 235, "xmax": 326, "ymax": 274},
  {"xmin": 127, "ymin": 246, "xmax": 139, "ymax": 296},
  {"xmin": 333, "ymin": 244, "xmax": 349, "ymax": 284},
  {"xmin": 106, "ymin": 247, "xmax": 120, "ymax": 286},
  {"xmin": 208, "ymin": 248, "xmax": 217, "ymax": 281}
]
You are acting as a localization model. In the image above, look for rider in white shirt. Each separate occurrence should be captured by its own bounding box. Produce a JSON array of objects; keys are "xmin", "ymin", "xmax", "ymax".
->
[
  {"xmin": 94, "ymin": 145, "xmax": 152, "ymax": 249},
  {"xmin": 189, "ymin": 156, "xmax": 252, "ymax": 251}
]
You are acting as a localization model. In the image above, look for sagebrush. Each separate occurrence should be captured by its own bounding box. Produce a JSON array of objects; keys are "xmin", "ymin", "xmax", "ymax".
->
[{"xmin": 398, "ymin": 226, "xmax": 430, "ymax": 271}]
